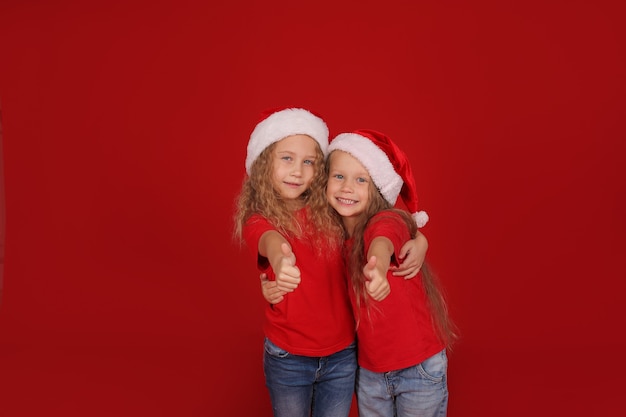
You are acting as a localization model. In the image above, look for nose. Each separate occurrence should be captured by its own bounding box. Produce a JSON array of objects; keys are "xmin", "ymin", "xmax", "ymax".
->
[
  {"xmin": 340, "ymin": 182, "xmax": 353, "ymax": 193},
  {"xmin": 290, "ymin": 165, "xmax": 302, "ymax": 177}
]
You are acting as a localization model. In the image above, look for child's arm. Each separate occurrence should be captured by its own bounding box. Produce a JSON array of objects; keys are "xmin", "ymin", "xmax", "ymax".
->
[
  {"xmin": 258, "ymin": 230, "xmax": 301, "ymax": 293},
  {"xmin": 362, "ymin": 236, "xmax": 394, "ymax": 301},
  {"xmin": 390, "ymin": 230, "xmax": 428, "ymax": 279},
  {"xmin": 260, "ymin": 272, "xmax": 286, "ymax": 304}
]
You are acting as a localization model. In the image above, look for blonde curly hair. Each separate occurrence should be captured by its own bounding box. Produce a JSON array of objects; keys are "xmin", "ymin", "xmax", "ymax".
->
[{"xmin": 233, "ymin": 139, "xmax": 342, "ymax": 251}]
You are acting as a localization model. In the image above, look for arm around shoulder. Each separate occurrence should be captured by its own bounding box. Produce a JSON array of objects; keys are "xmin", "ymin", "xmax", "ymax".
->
[{"xmin": 392, "ymin": 230, "xmax": 428, "ymax": 278}]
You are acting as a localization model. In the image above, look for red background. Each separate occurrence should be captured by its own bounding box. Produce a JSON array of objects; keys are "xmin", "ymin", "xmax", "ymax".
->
[{"xmin": 0, "ymin": 0, "xmax": 624, "ymax": 415}]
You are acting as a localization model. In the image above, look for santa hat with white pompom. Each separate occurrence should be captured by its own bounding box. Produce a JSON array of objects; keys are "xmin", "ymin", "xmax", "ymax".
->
[
  {"xmin": 245, "ymin": 107, "xmax": 329, "ymax": 174},
  {"xmin": 327, "ymin": 129, "xmax": 429, "ymax": 228}
]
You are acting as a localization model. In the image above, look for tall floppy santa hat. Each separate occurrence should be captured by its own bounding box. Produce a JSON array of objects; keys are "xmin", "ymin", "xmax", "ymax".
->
[
  {"xmin": 327, "ymin": 129, "xmax": 429, "ymax": 227},
  {"xmin": 245, "ymin": 107, "xmax": 329, "ymax": 174}
]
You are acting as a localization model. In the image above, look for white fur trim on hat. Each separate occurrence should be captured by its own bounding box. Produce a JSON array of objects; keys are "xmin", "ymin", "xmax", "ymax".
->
[
  {"xmin": 328, "ymin": 133, "xmax": 404, "ymax": 205},
  {"xmin": 413, "ymin": 211, "xmax": 429, "ymax": 228},
  {"xmin": 245, "ymin": 108, "xmax": 329, "ymax": 174}
]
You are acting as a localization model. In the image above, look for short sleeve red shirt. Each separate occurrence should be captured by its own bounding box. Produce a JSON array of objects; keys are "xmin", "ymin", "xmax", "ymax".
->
[
  {"xmin": 347, "ymin": 211, "xmax": 444, "ymax": 372},
  {"xmin": 243, "ymin": 210, "xmax": 355, "ymax": 356}
]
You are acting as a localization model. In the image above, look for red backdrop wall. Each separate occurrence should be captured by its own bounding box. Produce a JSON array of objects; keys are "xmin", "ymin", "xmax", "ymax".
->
[{"xmin": 0, "ymin": 1, "xmax": 624, "ymax": 416}]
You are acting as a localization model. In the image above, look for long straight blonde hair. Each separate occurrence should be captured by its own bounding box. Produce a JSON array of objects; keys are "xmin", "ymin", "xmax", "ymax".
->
[{"xmin": 343, "ymin": 178, "xmax": 458, "ymax": 347}]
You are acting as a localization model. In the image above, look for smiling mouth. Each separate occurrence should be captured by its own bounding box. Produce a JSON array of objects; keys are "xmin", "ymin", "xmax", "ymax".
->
[
  {"xmin": 337, "ymin": 197, "xmax": 357, "ymax": 205},
  {"xmin": 284, "ymin": 181, "xmax": 302, "ymax": 187}
]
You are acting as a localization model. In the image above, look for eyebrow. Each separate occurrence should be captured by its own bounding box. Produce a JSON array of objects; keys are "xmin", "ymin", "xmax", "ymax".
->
[
  {"xmin": 330, "ymin": 168, "xmax": 369, "ymax": 177},
  {"xmin": 276, "ymin": 150, "xmax": 317, "ymax": 159}
]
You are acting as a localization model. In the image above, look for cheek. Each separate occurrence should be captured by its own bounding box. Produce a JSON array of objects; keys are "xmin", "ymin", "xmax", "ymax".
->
[
  {"xmin": 325, "ymin": 185, "xmax": 334, "ymax": 201},
  {"xmin": 325, "ymin": 179, "xmax": 337, "ymax": 193},
  {"xmin": 271, "ymin": 162, "xmax": 283, "ymax": 179},
  {"xmin": 270, "ymin": 166, "xmax": 283, "ymax": 188},
  {"xmin": 360, "ymin": 189, "xmax": 370, "ymax": 205},
  {"xmin": 304, "ymin": 166, "xmax": 317, "ymax": 182}
]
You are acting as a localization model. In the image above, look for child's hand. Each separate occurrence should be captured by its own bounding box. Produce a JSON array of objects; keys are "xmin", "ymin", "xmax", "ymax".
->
[
  {"xmin": 274, "ymin": 242, "xmax": 301, "ymax": 293},
  {"xmin": 363, "ymin": 255, "xmax": 390, "ymax": 301},
  {"xmin": 260, "ymin": 273, "xmax": 286, "ymax": 304},
  {"xmin": 390, "ymin": 234, "xmax": 427, "ymax": 279}
]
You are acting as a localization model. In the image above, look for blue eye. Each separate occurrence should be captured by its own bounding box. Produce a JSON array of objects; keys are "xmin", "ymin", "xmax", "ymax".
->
[
  {"xmin": 333, "ymin": 174, "xmax": 344, "ymax": 180},
  {"xmin": 304, "ymin": 159, "xmax": 314, "ymax": 165},
  {"xmin": 357, "ymin": 177, "xmax": 367, "ymax": 183},
  {"xmin": 281, "ymin": 156, "xmax": 292, "ymax": 162}
]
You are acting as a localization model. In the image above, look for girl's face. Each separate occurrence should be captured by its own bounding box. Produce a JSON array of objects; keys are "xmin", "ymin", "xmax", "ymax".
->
[
  {"xmin": 326, "ymin": 150, "xmax": 372, "ymax": 228},
  {"xmin": 271, "ymin": 134, "xmax": 319, "ymax": 204}
]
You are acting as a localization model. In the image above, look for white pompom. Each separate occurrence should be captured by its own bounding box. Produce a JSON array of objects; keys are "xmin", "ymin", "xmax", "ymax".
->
[{"xmin": 413, "ymin": 211, "xmax": 429, "ymax": 228}]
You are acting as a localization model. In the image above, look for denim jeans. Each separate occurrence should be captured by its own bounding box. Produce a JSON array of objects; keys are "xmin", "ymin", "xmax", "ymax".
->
[
  {"xmin": 263, "ymin": 338, "xmax": 357, "ymax": 417},
  {"xmin": 356, "ymin": 349, "xmax": 448, "ymax": 417}
]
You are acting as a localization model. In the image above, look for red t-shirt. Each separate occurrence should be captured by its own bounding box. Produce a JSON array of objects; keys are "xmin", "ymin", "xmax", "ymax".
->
[
  {"xmin": 347, "ymin": 211, "xmax": 444, "ymax": 373},
  {"xmin": 243, "ymin": 210, "xmax": 355, "ymax": 356}
]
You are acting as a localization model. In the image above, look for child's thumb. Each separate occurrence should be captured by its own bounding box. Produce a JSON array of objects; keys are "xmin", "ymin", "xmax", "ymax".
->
[
  {"xmin": 281, "ymin": 242, "xmax": 295, "ymax": 264},
  {"xmin": 363, "ymin": 256, "xmax": 377, "ymax": 280}
]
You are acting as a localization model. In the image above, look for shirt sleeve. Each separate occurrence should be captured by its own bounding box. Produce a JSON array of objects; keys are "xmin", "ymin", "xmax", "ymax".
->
[
  {"xmin": 242, "ymin": 214, "xmax": 276, "ymax": 271},
  {"xmin": 363, "ymin": 212, "xmax": 411, "ymax": 267}
]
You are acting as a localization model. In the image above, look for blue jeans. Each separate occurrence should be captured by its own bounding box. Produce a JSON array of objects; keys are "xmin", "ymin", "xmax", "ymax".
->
[
  {"xmin": 263, "ymin": 338, "xmax": 357, "ymax": 417},
  {"xmin": 356, "ymin": 349, "xmax": 448, "ymax": 417}
]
